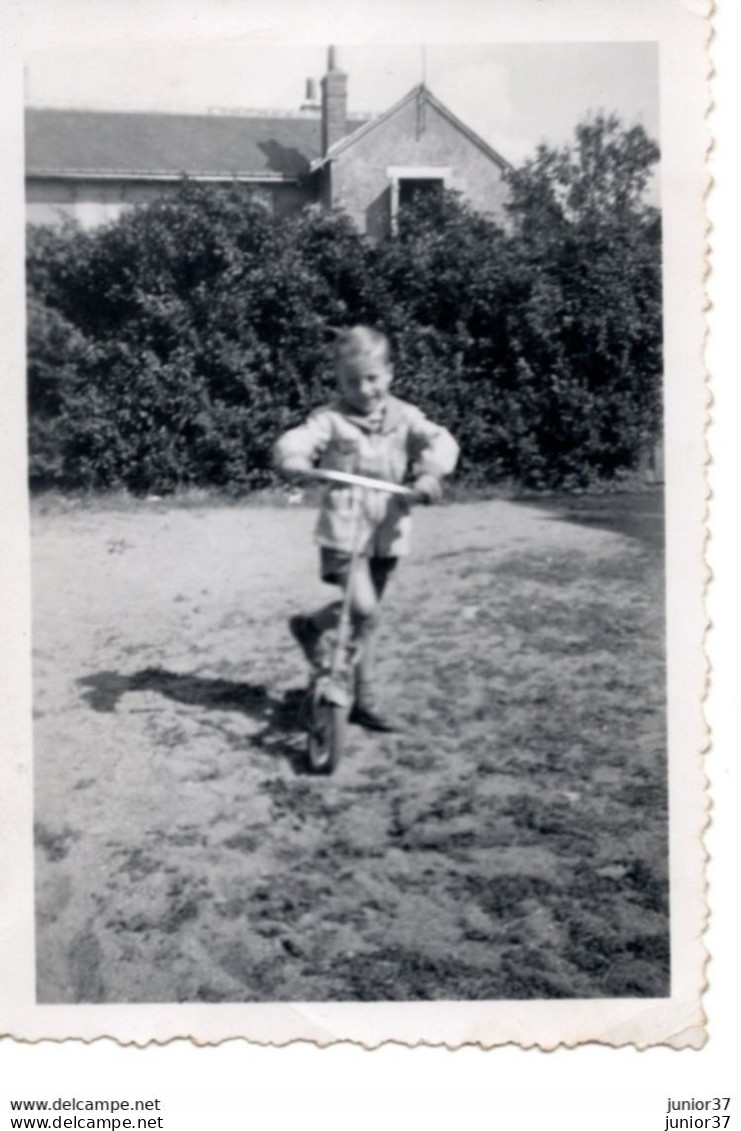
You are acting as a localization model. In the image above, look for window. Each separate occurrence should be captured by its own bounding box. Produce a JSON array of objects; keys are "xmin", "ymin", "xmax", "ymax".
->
[
  {"xmin": 386, "ymin": 166, "xmax": 451, "ymax": 233},
  {"xmin": 398, "ymin": 177, "xmax": 444, "ymax": 208}
]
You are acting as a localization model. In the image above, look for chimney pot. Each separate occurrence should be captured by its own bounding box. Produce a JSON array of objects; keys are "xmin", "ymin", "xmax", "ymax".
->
[{"xmin": 301, "ymin": 77, "xmax": 320, "ymax": 112}]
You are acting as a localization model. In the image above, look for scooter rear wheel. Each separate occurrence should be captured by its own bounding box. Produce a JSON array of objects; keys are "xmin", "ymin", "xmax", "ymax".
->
[{"xmin": 307, "ymin": 696, "xmax": 347, "ymax": 775}]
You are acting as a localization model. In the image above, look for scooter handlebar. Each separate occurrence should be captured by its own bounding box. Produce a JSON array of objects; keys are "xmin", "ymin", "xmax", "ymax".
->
[{"xmin": 298, "ymin": 467, "xmax": 417, "ymax": 498}]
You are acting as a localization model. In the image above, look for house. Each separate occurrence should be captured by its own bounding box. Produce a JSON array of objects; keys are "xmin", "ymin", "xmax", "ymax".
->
[{"xmin": 25, "ymin": 47, "xmax": 510, "ymax": 235}]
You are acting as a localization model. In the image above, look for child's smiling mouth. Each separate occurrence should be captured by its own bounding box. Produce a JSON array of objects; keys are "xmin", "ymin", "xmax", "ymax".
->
[{"xmin": 348, "ymin": 393, "xmax": 383, "ymax": 414}]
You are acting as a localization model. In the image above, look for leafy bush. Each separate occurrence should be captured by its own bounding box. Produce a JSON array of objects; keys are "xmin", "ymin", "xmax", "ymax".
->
[{"xmin": 26, "ymin": 114, "xmax": 662, "ymax": 493}]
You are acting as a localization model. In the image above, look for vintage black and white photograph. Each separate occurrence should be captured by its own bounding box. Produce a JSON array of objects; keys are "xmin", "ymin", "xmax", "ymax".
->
[{"xmin": 1, "ymin": 0, "xmax": 708, "ymax": 1047}]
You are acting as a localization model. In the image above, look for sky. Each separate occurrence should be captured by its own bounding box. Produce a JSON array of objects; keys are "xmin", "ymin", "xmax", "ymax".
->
[{"xmin": 23, "ymin": 37, "xmax": 659, "ymax": 167}]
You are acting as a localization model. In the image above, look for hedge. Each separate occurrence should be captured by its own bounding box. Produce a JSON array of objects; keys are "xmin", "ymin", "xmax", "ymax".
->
[{"xmin": 26, "ymin": 113, "xmax": 662, "ymax": 493}]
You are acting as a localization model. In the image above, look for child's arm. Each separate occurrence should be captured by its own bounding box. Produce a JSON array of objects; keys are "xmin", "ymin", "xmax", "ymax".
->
[
  {"xmin": 406, "ymin": 409, "xmax": 459, "ymax": 502},
  {"xmin": 274, "ymin": 409, "xmax": 334, "ymax": 479}
]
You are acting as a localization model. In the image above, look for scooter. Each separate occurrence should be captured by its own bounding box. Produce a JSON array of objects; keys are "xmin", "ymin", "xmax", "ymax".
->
[{"xmin": 300, "ymin": 468, "xmax": 415, "ymax": 775}]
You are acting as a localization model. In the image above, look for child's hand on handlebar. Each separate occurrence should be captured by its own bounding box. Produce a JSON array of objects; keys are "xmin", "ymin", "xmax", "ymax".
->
[
  {"xmin": 412, "ymin": 474, "xmax": 442, "ymax": 505},
  {"xmin": 281, "ymin": 459, "xmax": 313, "ymax": 484}
]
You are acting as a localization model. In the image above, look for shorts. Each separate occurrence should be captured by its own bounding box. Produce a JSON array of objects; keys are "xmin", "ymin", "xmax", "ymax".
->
[{"xmin": 320, "ymin": 547, "xmax": 398, "ymax": 596}]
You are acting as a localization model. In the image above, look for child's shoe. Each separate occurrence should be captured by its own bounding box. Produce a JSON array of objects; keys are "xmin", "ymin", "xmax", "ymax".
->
[
  {"xmin": 349, "ymin": 689, "xmax": 399, "ymax": 732},
  {"xmin": 289, "ymin": 614, "xmax": 322, "ymax": 668}
]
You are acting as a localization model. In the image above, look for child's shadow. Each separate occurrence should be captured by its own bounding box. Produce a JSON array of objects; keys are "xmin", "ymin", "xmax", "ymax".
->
[{"xmin": 76, "ymin": 668, "xmax": 310, "ymax": 774}]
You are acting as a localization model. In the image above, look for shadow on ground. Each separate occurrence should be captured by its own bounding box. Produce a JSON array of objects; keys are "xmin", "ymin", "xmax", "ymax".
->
[
  {"xmin": 77, "ymin": 668, "xmax": 311, "ymax": 774},
  {"xmin": 517, "ymin": 488, "xmax": 664, "ymax": 549}
]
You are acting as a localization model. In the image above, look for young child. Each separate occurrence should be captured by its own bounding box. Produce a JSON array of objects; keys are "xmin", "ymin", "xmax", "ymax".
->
[{"xmin": 274, "ymin": 325, "xmax": 459, "ymax": 731}]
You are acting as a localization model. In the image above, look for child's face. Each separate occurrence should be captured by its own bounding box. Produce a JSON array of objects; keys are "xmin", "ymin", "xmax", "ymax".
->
[{"xmin": 337, "ymin": 349, "xmax": 393, "ymax": 415}]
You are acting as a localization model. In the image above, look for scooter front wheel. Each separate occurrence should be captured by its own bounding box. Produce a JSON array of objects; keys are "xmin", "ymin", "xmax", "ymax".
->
[{"xmin": 307, "ymin": 696, "xmax": 347, "ymax": 775}]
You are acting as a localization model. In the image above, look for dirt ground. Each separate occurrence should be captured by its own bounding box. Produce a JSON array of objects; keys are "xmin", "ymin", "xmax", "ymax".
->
[{"xmin": 32, "ymin": 491, "xmax": 668, "ymax": 1003}]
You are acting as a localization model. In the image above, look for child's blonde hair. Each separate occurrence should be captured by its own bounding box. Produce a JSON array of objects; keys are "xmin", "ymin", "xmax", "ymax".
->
[{"xmin": 334, "ymin": 325, "xmax": 391, "ymax": 367}]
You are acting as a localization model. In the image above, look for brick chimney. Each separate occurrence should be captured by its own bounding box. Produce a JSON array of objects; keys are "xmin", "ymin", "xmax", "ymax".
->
[{"xmin": 321, "ymin": 45, "xmax": 348, "ymax": 155}]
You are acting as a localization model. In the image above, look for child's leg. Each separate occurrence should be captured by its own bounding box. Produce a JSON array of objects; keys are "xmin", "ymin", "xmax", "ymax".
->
[
  {"xmin": 289, "ymin": 599, "xmax": 340, "ymax": 669},
  {"xmin": 306, "ymin": 549, "xmax": 380, "ymax": 638},
  {"xmin": 346, "ymin": 558, "xmax": 398, "ymax": 730},
  {"xmin": 352, "ymin": 558, "xmax": 395, "ymax": 704},
  {"xmin": 348, "ymin": 558, "xmax": 380, "ymax": 681},
  {"xmin": 292, "ymin": 554, "xmax": 394, "ymax": 692},
  {"xmin": 290, "ymin": 550, "xmax": 346, "ymax": 664},
  {"xmin": 307, "ymin": 600, "xmax": 343, "ymax": 635}
]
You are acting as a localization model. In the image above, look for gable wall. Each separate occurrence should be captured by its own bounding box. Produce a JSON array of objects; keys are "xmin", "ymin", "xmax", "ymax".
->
[{"xmin": 330, "ymin": 96, "xmax": 509, "ymax": 237}]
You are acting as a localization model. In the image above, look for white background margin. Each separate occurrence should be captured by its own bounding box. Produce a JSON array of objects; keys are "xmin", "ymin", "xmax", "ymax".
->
[{"xmin": 0, "ymin": 0, "xmax": 737, "ymax": 1121}]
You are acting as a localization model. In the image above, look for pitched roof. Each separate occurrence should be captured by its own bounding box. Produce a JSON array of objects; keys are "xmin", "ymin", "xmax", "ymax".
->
[
  {"xmin": 311, "ymin": 84, "xmax": 511, "ymax": 172},
  {"xmin": 25, "ymin": 107, "xmax": 367, "ymax": 180}
]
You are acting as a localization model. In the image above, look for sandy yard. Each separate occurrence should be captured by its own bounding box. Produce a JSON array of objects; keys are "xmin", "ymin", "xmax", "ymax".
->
[{"xmin": 31, "ymin": 491, "xmax": 668, "ymax": 1003}]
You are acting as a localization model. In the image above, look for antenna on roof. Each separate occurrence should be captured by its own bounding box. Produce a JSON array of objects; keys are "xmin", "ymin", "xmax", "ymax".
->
[{"xmin": 416, "ymin": 45, "xmax": 427, "ymax": 138}]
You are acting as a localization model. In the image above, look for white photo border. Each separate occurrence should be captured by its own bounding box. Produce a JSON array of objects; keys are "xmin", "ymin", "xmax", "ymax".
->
[{"xmin": 0, "ymin": 0, "xmax": 709, "ymax": 1048}]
